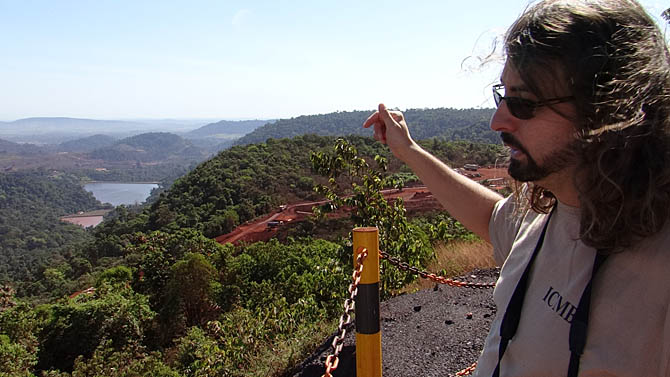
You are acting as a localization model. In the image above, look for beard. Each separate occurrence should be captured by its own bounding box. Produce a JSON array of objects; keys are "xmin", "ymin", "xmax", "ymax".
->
[{"xmin": 501, "ymin": 132, "xmax": 580, "ymax": 182}]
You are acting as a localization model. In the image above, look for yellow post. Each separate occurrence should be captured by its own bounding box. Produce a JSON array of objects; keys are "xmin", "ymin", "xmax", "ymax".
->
[{"xmin": 353, "ymin": 227, "xmax": 382, "ymax": 377}]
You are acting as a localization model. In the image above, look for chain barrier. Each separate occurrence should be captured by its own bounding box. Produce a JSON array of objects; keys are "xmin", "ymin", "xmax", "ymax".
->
[
  {"xmin": 322, "ymin": 248, "xmax": 494, "ymax": 376},
  {"xmin": 381, "ymin": 249, "xmax": 495, "ymax": 376},
  {"xmin": 455, "ymin": 362, "xmax": 478, "ymax": 376},
  {"xmin": 322, "ymin": 248, "xmax": 368, "ymax": 377},
  {"xmin": 379, "ymin": 250, "xmax": 496, "ymax": 289}
]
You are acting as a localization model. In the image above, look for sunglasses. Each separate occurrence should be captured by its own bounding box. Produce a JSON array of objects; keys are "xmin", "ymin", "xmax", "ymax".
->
[{"xmin": 492, "ymin": 84, "xmax": 574, "ymax": 120}]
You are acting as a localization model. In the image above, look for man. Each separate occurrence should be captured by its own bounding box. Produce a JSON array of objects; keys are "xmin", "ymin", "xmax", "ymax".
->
[{"xmin": 363, "ymin": 0, "xmax": 670, "ymax": 375}]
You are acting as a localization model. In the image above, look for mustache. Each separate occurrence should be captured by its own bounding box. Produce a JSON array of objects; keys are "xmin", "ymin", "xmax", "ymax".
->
[{"xmin": 500, "ymin": 132, "xmax": 529, "ymax": 155}]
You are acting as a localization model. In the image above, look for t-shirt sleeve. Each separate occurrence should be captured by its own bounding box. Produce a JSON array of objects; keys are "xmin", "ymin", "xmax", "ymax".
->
[{"xmin": 488, "ymin": 196, "xmax": 523, "ymax": 265}]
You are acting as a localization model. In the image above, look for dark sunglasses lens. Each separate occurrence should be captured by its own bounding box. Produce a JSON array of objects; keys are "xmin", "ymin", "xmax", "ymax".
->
[
  {"xmin": 493, "ymin": 90, "xmax": 502, "ymax": 106},
  {"xmin": 507, "ymin": 98, "xmax": 535, "ymax": 120}
]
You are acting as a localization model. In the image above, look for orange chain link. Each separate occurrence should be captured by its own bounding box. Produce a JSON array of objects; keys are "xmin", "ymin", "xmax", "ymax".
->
[
  {"xmin": 455, "ymin": 362, "xmax": 478, "ymax": 376},
  {"xmin": 380, "ymin": 249, "xmax": 494, "ymax": 376},
  {"xmin": 322, "ymin": 249, "xmax": 490, "ymax": 376},
  {"xmin": 379, "ymin": 250, "xmax": 496, "ymax": 289},
  {"xmin": 322, "ymin": 248, "xmax": 368, "ymax": 377}
]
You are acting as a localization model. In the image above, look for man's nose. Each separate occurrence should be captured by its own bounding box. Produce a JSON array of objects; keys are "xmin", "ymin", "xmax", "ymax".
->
[{"xmin": 490, "ymin": 101, "xmax": 519, "ymax": 133}]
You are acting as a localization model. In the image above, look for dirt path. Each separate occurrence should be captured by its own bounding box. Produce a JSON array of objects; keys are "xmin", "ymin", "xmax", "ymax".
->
[
  {"xmin": 214, "ymin": 189, "xmax": 438, "ymax": 245},
  {"xmin": 288, "ymin": 268, "xmax": 498, "ymax": 377},
  {"xmin": 215, "ymin": 168, "xmax": 509, "ymax": 246}
]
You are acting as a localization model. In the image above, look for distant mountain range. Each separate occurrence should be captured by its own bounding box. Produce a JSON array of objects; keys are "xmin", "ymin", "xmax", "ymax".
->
[
  {"xmin": 0, "ymin": 131, "xmax": 209, "ymax": 174},
  {"xmin": 1, "ymin": 108, "xmax": 499, "ymax": 174},
  {"xmin": 186, "ymin": 119, "xmax": 271, "ymax": 139},
  {"xmin": 0, "ymin": 117, "xmax": 153, "ymax": 137},
  {"xmin": 0, "ymin": 117, "xmax": 269, "ymax": 145},
  {"xmin": 182, "ymin": 119, "xmax": 272, "ymax": 153},
  {"xmin": 0, "ymin": 108, "xmax": 499, "ymax": 149}
]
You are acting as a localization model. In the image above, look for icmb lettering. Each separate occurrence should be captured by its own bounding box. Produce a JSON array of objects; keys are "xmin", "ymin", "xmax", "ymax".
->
[{"xmin": 542, "ymin": 286, "xmax": 578, "ymax": 323}]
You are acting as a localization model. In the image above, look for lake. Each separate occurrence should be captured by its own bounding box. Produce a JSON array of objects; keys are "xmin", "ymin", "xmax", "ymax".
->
[{"xmin": 84, "ymin": 182, "xmax": 159, "ymax": 206}]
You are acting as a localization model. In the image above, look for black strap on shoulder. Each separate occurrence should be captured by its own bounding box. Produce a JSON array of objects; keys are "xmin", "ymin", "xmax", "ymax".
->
[
  {"xmin": 490, "ymin": 204, "xmax": 609, "ymax": 377},
  {"xmin": 491, "ymin": 208, "xmax": 554, "ymax": 377},
  {"xmin": 567, "ymin": 251, "xmax": 608, "ymax": 377}
]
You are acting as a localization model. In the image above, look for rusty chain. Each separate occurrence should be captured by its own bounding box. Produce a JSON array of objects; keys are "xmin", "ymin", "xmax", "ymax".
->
[
  {"xmin": 380, "ymin": 249, "xmax": 494, "ymax": 376},
  {"xmin": 322, "ymin": 248, "xmax": 492, "ymax": 377},
  {"xmin": 322, "ymin": 248, "xmax": 368, "ymax": 377},
  {"xmin": 379, "ymin": 250, "xmax": 496, "ymax": 289},
  {"xmin": 455, "ymin": 362, "xmax": 478, "ymax": 376}
]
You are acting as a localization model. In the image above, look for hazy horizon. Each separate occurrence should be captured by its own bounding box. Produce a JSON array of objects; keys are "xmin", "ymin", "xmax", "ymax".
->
[{"xmin": 0, "ymin": 116, "xmax": 271, "ymax": 123}]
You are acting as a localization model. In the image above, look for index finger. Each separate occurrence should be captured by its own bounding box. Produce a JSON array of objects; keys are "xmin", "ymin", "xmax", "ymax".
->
[{"xmin": 363, "ymin": 111, "xmax": 381, "ymax": 128}]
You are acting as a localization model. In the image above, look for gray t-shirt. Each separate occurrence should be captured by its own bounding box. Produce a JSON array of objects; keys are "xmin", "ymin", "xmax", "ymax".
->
[{"xmin": 473, "ymin": 196, "xmax": 670, "ymax": 376}]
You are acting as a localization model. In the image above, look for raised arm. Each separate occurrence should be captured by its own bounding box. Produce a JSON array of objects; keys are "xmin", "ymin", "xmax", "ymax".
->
[{"xmin": 363, "ymin": 103, "xmax": 502, "ymax": 242}]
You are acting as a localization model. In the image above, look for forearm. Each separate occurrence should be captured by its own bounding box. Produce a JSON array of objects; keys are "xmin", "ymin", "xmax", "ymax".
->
[
  {"xmin": 363, "ymin": 103, "xmax": 503, "ymax": 241},
  {"xmin": 399, "ymin": 142, "xmax": 503, "ymax": 242}
]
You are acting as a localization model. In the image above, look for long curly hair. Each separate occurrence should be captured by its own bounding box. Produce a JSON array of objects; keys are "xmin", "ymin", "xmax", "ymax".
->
[{"xmin": 505, "ymin": 0, "xmax": 670, "ymax": 251}]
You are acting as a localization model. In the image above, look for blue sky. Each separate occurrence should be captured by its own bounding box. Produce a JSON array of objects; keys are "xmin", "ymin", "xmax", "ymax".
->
[{"xmin": 1, "ymin": 0, "xmax": 667, "ymax": 121}]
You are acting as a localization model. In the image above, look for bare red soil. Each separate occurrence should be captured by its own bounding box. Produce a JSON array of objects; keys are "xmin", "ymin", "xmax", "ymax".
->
[
  {"xmin": 214, "ymin": 168, "xmax": 509, "ymax": 245},
  {"xmin": 60, "ymin": 209, "xmax": 113, "ymax": 228}
]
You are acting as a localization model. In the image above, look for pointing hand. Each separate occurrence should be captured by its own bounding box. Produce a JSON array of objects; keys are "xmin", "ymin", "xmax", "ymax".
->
[{"xmin": 363, "ymin": 103, "xmax": 414, "ymax": 160}]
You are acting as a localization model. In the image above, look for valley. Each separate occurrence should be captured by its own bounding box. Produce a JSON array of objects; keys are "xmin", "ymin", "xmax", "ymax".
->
[{"xmin": 0, "ymin": 110, "xmax": 507, "ymax": 377}]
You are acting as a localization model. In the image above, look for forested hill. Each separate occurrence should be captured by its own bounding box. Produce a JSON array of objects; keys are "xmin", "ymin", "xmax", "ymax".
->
[
  {"xmin": 88, "ymin": 132, "xmax": 207, "ymax": 162},
  {"xmin": 0, "ymin": 137, "xmax": 44, "ymax": 155},
  {"xmin": 99, "ymin": 134, "xmax": 503, "ymax": 240},
  {"xmin": 0, "ymin": 170, "xmax": 103, "ymax": 295},
  {"xmin": 58, "ymin": 134, "xmax": 117, "ymax": 153},
  {"xmin": 142, "ymin": 135, "xmax": 345, "ymax": 238},
  {"xmin": 186, "ymin": 119, "xmax": 270, "ymax": 138},
  {"xmin": 234, "ymin": 108, "xmax": 497, "ymax": 146}
]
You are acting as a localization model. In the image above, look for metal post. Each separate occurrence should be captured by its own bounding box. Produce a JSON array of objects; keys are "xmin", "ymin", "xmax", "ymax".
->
[{"xmin": 353, "ymin": 227, "xmax": 381, "ymax": 377}]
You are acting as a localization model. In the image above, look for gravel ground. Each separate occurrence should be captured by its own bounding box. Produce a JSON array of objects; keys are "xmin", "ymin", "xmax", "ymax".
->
[{"xmin": 288, "ymin": 268, "xmax": 499, "ymax": 377}]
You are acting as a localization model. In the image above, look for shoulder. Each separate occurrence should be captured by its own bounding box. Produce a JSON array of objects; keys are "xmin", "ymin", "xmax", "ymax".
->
[
  {"xmin": 489, "ymin": 196, "xmax": 538, "ymax": 264},
  {"xmin": 611, "ymin": 222, "xmax": 670, "ymax": 279}
]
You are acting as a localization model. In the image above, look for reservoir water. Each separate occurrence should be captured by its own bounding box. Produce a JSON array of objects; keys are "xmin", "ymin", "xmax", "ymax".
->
[{"xmin": 84, "ymin": 182, "xmax": 159, "ymax": 206}]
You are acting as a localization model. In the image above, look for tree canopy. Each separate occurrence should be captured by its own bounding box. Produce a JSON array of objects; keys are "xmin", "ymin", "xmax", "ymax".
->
[
  {"xmin": 235, "ymin": 108, "xmax": 497, "ymax": 146},
  {"xmin": 0, "ymin": 129, "xmax": 505, "ymax": 376}
]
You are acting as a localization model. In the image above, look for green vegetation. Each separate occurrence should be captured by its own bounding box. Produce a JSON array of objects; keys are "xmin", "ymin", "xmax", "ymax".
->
[
  {"xmin": 88, "ymin": 132, "xmax": 207, "ymax": 163},
  {"xmin": 1, "ymin": 132, "xmax": 208, "ymax": 186},
  {"xmin": 236, "ymin": 108, "xmax": 497, "ymax": 146},
  {"xmin": 0, "ymin": 138, "xmax": 44, "ymax": 156},
  {"xmin": 0, "ymin": 170, "xmax": 104, "ymax": 297},
  {"xmin": 57, "ymin": 135, "xmax": 117, "ymax": 153},
  {"xmin": 186, "ymin": 119, "xmax": 269, "ymax": 138},
  {"xmin": 84, "ymin": 134, "xmax": 500, "ymax": 241},
  {"xmin": 311, "ymin": 139, "xmax": 434, "ymax": 295},
  {"xmin": 0, "ymin": 122, "xmax": 505, "ymax": 376},
  {"xmin": 1, "ymin": 234, "xmax": 352, "ymax": 376}
]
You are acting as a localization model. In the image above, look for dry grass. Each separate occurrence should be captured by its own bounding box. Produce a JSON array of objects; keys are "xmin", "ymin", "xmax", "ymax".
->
[
  {"xmin": 399, "ymin": 239, "xmax": 497, "ymax": 294},
  {"xmin": 245, "ymin": 318, "xmax": 338, "ymax": 377},
  {"xmin": 247, "ymin": 241, "xmax": 497, "ymax": 375}
]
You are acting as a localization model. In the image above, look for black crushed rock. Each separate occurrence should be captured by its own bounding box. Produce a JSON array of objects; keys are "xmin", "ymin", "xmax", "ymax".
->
[{"xmin": 288, "ymin": 268, "xmax": 499, "ymax": 377}]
